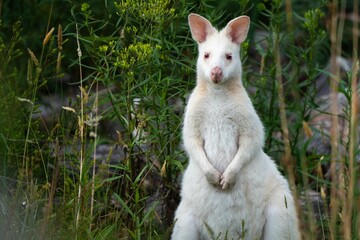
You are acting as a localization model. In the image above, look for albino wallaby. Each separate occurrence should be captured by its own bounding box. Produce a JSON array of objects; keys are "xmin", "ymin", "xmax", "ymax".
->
[{"xmin": 171, "ymin": 14, "xmax": 300, "ymax": 240}]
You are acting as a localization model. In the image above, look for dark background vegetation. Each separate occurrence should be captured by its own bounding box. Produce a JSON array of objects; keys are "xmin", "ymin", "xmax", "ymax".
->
[{"xmin": 0, "ymin": 0, "xmax": 359, "ymax": 239}]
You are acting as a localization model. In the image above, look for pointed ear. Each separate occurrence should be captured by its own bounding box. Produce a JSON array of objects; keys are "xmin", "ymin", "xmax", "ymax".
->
[
  {"xmin": 188, "ymin": 13, "xmax": 215, "ymax": 43},
  {"xmin": 225, "ymin": 16, "xmax": 250, "ymax": 44}
]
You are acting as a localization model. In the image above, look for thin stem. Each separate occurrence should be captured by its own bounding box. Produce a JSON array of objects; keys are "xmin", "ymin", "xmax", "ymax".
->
[
  {"xmin": 285, "ymin": 0, "xmax": 299, "ymax": 100},
  {"xmin": 344, "ymin": 2, "xmax": 359, "ymax": 233},
  {"xmin": 328, "ymin": 0, "xmax": 341, "ymax": 238},
  {"xmin": 274, "ymin": 32, "xmax": 295, "ymax": 189},
  {"xmin": 75, "ymin": 22, "xmax": 84, "ymax": 236},
  {"xmin": 337, "ymin": 1, "xmax": 348, "ymax": 238},
  {"xmin": 90, "ymin": 81, "xmax": 99, "ymax": 232},
  {"xmin": 40, "ymin": 0, "xmax": 54, "ymax": 64},
  {"xmin": 274, "ymin": 30, "xmax": 300, "ymax": 237},
  {"xmin": 344, "ymin": 60, "xmax": 359, "ymax": 240},
  {"xmin": 352, "ymin": 2, "xmax": 360, "ymax": 239},
  {"xmin": 353, "ymin": 0, "xmax": 359, "ymax": 61}
]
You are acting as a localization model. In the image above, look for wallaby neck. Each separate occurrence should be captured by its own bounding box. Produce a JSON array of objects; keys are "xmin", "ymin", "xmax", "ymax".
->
[{"xmin": 196, "ymin": 77, "xmax": 244, "ymax": 96}]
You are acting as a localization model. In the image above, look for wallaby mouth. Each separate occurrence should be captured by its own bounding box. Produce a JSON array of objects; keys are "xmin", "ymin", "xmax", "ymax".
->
[{"xmin": 212, "ymin": 77, "xmax": 222, "ymax": 84}]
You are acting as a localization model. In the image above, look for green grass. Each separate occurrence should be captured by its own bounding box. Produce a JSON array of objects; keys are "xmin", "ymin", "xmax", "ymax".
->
[{"xmin": 0, "ymin": 0, "xmax": 359, "ymax": 239}]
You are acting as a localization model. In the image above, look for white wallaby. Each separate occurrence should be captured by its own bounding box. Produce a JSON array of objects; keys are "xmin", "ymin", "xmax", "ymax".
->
[{"xmin": 171, "ymin": 13, "xmax": 300, "ymax": 240}]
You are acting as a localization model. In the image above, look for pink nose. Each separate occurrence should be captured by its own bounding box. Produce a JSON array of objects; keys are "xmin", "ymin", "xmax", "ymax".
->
[{"xmin": 211, "ymin": 67, "xmax": 223, "ymax": 83}]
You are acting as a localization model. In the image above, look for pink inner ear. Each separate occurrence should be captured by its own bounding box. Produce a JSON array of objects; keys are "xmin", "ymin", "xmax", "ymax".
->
[
  {"xmin": 226, "ymin": 17, "xmax": 250, "ymax": 45},
  {"xmin": 192, "ymin": 26, "xmax": 207, "ymax": 43},
  {"xmin": 189, "ymin": 14, "xmax": 214, "ymax": 43}
]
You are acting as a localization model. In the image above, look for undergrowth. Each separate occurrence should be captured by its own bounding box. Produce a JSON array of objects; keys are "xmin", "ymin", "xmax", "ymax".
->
[{"xmin": 0, "ymin": 0, "xmax": 359, "ymax": 239}]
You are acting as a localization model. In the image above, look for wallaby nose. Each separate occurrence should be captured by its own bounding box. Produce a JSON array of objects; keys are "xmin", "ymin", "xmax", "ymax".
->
[{"xmin": 211, "ymin": 67, "xmax": 223, "ymax": 83}]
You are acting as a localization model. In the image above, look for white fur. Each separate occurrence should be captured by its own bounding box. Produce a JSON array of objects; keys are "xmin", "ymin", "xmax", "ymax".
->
[{"xmin": 171, "ymin": 14, "xmax": 300, "ymax": 240}]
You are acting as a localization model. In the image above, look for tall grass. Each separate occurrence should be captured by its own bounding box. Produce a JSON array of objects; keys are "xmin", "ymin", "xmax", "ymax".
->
[{"xmin": 0, "ymin": 0, "xmax": 359, "ymax": 239}]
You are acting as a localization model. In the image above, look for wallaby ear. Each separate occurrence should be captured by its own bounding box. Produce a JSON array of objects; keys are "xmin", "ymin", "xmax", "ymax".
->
[
  {"xmin": 188, "ymin": 13, "xmax": 215, "ymax": 43},
  {"xmin": 225, "ymin": 16, "xmax": 250, "ymax": 44}
]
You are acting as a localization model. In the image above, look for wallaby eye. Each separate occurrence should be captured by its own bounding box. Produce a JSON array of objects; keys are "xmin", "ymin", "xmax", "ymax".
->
[
  {"xmin": 225, "ymin": 54, "xmax": 232, "ymax": 60},
  {"xmin": 204, "ymin": 53, "xmax": 210, "ymax": 59}
]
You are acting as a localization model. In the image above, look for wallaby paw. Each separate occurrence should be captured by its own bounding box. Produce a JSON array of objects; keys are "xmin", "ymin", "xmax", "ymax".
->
[
  {"xmin": 220, "ymin": 170, "xmax": 236, "ymax": 190},
  {"xmin": 204, "ymin": 168, "xmax": 221, "ymax": 187}
]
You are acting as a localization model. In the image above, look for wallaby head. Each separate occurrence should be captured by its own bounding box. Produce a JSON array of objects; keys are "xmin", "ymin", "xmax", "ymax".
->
[{"xmin": 188, "ymin": 13, "xmax": 250, "ymax": 84}]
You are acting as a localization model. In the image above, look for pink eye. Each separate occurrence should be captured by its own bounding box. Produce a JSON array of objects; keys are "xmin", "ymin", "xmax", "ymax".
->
[
  {"xmin": 225, "ymin": 54, "xmax": 232, "ymax": 60},
  {"xmin": 204, "ymin": 53, "xmax": 210, "ymax": 59}
]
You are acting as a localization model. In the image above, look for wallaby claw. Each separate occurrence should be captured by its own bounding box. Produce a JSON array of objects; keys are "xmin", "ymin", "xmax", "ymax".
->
[
  {"xmin": 220, "ymin": 170, "xmax": 236, "ymax": 190},
  {"xmin": 204, "ymin": 168, "xmax": 221, "ymax": 187}
]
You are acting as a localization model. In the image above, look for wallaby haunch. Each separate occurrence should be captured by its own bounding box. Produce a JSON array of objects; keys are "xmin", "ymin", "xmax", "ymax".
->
[{"xmin": 171, "ymin": 14, "xmax": 300, "ymax": 240}]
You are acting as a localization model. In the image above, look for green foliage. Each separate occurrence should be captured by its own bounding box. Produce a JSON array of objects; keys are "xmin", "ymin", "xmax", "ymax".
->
[
  {"xmin": 0, "ymin": 0, "xmax": 359, "ymax": 239},
  {"xmin": 0, "ymin": 20, "xmax": 25, "ymax": 175},
  {"xmin": 303, "ymin": 8, "xmax": 325, "ymax": 38}
]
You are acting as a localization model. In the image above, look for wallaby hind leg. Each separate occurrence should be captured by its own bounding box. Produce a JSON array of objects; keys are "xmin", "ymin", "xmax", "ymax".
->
[
  {"xmin": 172, "ymin": 202, "xmax": 200, "ymax": 240},
  {"xmin": 263, "ymin": 191, "xmax": 300, "ymax": 240}
]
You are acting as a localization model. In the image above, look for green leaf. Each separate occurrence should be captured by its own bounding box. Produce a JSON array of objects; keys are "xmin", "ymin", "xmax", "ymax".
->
[{"xmin": 113, "ymin": 193, "xmax": 135, "ymax": 218}]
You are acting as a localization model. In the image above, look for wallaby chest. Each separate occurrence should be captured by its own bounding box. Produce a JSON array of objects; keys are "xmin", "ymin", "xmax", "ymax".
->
[
  {"xmin": 195, "ymin": 93, "xmax": 242, "ymax": 132},
  {"xmin": 191, "ymin": 93, "xmax": 242, "ymax": 170}
]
